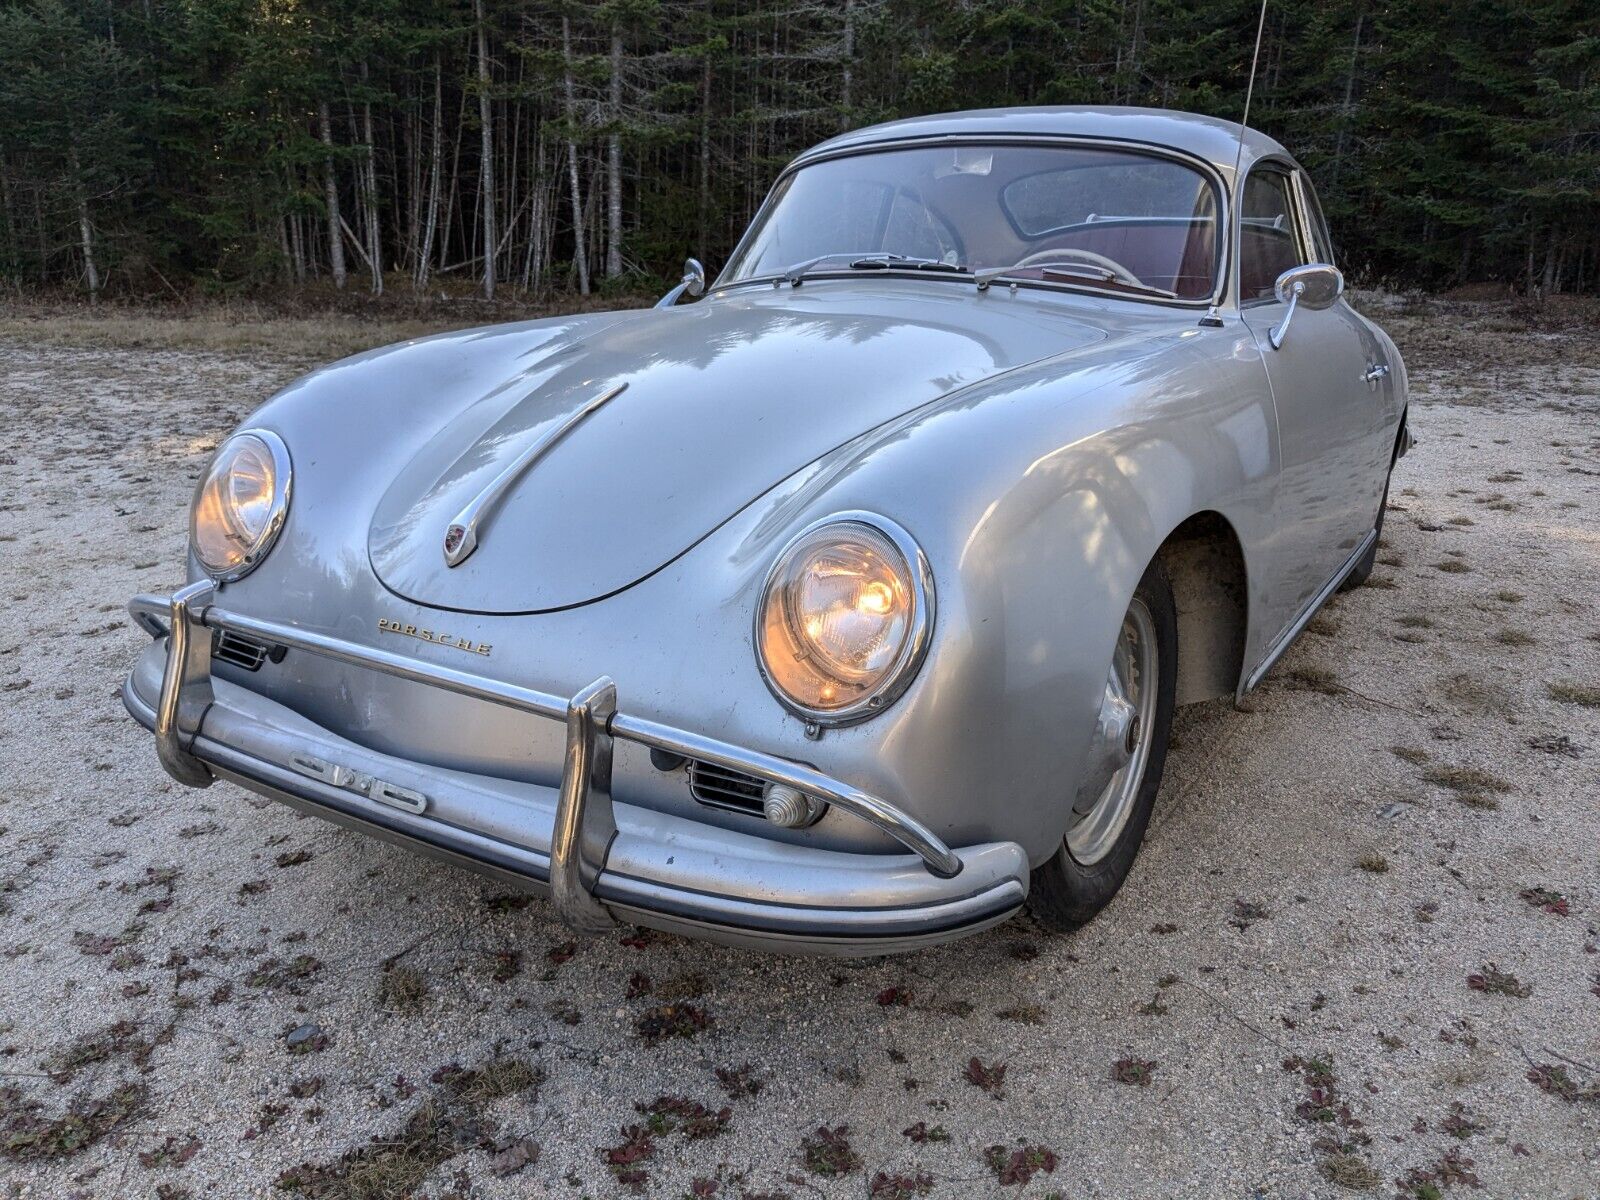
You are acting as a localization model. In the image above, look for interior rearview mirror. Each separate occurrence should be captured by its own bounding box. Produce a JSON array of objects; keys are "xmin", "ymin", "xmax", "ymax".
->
[{"xmin": 1269, "ymin": 262, "xmax": 1344, "ymax": 349}]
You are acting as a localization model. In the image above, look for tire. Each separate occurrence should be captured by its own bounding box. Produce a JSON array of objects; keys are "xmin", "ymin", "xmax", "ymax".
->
[
  {"xmin": 1027, "ymin": 556, "xmax": 1178, "ymax": 933},
  {"xmin": 1339, "ymin": 470, "xmax": 1389, "ymax": 592}
]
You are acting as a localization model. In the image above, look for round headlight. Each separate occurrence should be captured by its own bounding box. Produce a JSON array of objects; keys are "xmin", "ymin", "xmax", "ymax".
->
[
  {"xmin": 756, "ymin": 515, "xmax": 933, "ymax": 724},
  {"xmin": 190, "ymin": 430, "xmax": 291, "ymax": 581}
]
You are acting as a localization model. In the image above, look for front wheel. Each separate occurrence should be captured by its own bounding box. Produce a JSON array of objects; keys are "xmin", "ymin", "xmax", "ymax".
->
[{"xmin": 1027, "ymin": 558, "xmax": 1177, "ymax": 933}]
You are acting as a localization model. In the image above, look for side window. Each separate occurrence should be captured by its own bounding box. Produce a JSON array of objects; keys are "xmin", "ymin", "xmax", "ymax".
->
[{"xmin": 1239, "ymin": 168, "xmax": 1305, "ymax": 303}]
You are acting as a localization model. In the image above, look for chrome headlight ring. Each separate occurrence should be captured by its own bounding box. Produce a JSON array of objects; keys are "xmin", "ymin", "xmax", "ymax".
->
[
  {"xmin": 190, "ymin": 428, "xmax": 292, "ymax": 583},
  {"xmin": 755, "ymin": 511, "xmax": 935, "ymax": 728}
]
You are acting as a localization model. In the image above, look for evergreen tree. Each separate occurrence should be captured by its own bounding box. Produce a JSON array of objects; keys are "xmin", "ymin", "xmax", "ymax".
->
[{"xmin": 0, "ymin": 0, "xmax": 1593, "ymax": 296}]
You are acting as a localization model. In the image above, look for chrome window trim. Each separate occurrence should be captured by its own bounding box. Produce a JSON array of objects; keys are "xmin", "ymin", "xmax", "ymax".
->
[
  {"xmin": 191, "ymin": 428, "xmax": 293, "ymax": 584},
  {"xmin": 754, "ymin": 511, "xmax": 936, "ymax": 730},
  {"xmin": 713, "ymin": 133, "xmax": 1234, "ymax": 312},
  {"xmin": 1235, "ymin": 156, "xmax": 1316, "ymax": 310},
  {"xmin": 1290, "ymin": 167, "xmax": 1337, "ymax": 269}
]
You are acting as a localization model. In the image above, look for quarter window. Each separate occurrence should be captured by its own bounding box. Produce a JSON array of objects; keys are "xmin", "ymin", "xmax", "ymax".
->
[
  {"xmin": 1239, "ymin": 168, "xmax": 1305, "ymax": 303},
  {"xmin": 1298, "ymin": 175, "xmax": 1336, "ymax": 265}
]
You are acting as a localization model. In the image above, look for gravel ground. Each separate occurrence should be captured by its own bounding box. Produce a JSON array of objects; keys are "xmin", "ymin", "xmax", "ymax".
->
[{"xmin": 1, "ymin": 298, "xmax": 1597, "ymax": 1200}]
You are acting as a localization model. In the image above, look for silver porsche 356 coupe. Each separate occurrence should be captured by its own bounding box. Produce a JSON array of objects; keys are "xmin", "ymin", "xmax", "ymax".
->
[{"xmin": 124, "ymin": 107, "xmax": 1408, "ymax": 954}]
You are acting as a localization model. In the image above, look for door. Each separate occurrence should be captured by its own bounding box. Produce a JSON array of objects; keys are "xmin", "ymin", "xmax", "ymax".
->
[{"xmin": 1238, "ymin": 164, "xmax": 1388, "ymax": 624}]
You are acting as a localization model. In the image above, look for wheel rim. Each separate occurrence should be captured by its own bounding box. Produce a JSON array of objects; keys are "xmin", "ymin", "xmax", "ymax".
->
[{"xmin": 1066, "ymin": 597, "xmax": 1159, "ymax": 866}]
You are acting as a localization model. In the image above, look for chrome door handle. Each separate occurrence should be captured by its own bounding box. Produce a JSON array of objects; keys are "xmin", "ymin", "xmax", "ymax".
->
[{"xmin": 1362, "ymin": 363, "xmax": 1390, "ymax": 385}]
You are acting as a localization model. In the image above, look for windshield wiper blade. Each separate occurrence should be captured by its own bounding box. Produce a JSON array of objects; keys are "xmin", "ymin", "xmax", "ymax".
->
[
  {"xmin": 782, "ymin": 252, "xmax": 967, "ymax": 286},
  {"xmin": 974, "ymin": 261, "xmax": 1109, "ymax": 289},
  {"xmin": 974, "ymin": 261, "xmax": 1176, "ymax": 299},
  {"xmin": 848, "ymin": 256, "xmax": 969, "ymax": 274}
]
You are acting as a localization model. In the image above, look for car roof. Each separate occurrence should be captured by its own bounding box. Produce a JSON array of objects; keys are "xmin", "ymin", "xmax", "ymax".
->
[{"xmin": 793, "ymin": 106, "xmax": 1293, "ymax": 184}]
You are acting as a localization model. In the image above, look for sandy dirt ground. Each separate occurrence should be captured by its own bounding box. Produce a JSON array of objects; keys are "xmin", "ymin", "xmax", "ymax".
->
[{"xmin": 0, "ymin": 298, "xmax": 1596, "ymax": 1200}]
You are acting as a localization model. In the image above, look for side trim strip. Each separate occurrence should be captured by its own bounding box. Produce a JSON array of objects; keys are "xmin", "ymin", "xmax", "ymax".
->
[{"xmin": 1242, "ymin": 527, "xmax": 1377, "ymax": 695}]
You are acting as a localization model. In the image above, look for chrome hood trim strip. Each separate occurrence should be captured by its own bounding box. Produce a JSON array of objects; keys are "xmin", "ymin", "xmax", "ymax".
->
[{"xmin": 443, "ymin": 380, "xmax": 629, "ymax": 566}]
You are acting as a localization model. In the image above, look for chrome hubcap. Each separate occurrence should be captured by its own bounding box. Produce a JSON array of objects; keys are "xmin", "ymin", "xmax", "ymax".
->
[{"xmin": 1066, "ymin": 597, "xmax": 1158, "ymax": 866}]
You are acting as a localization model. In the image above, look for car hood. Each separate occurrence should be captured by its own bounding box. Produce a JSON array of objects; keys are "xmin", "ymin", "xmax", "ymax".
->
[{"xmin": 368, "ymin": 284, "xmax": 1106, "ymax": 613}]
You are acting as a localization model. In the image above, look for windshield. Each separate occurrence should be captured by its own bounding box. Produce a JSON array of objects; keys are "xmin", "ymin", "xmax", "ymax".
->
[{"xmin": 723, "ymin": 143, "xmax": 1221, "ymax": 301}]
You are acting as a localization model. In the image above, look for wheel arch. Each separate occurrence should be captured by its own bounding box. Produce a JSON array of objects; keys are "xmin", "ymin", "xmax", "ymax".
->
[{"xmin": 1155, "ymin": 510, "xmax": 1251, "ymax": 705}]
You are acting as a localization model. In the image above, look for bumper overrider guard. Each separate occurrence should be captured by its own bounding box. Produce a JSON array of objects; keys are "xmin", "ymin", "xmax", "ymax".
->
[{"xmin": 122, "ymin": 583, "xmax": 1028, "ymax": 951}]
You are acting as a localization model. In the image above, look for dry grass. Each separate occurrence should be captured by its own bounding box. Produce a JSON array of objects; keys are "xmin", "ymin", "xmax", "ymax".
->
[
  {"xmin": 1547, "ymin": 681, "xmax": 1600, "ymax": 708},
  {"xmin": 0, "ymin": 312, "xmax": 452, "ymax": 361},
  {"xmin": 1319, "ymin": 1152, "xmax": 1382, "ymax": 1191},
  {"xmin": 375, "ymin": 966, "xmax": 430, "ymax": 1014},
  {"xmin": 1422, "ymin": 765, "xmax": 1513, "ymax": 797},
  {"xmin": 1435, "ymin": 672, "xmax": 1513, "ymax": 715},
  {"xmin": 1287, "ymin": 665, "xmax": 1343, "ymax": 695},
  {"xmin": 0, "ymin": 292, "xmax": 653, "ymax": 362}
]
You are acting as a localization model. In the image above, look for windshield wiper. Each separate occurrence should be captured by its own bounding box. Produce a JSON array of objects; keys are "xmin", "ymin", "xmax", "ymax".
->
[
  {"xmin": 973, "ymin": 261, "xmax": 1176, "ymax": 300},
  {"xmin": 782, "ymin": 253, "xmax": 968, "ymax": 286}
]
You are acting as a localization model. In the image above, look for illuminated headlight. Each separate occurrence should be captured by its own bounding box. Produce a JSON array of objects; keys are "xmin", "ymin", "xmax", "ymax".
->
[
  {"xmin": 190, "ymin": 430, "xmax": 291, "ymax": 581},
  {"xmin": 756, "ymin": 515, "xmax": 933, "ymax": 724}
]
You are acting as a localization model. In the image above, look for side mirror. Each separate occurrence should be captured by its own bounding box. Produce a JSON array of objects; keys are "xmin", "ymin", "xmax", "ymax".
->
[
  {"xmin": 655, "ymin": 258, "xmax": 707, "ymax": 309},
  {"xmin": 1269, "ymin": 262, "xmax": 1343, "ymax": 349}
]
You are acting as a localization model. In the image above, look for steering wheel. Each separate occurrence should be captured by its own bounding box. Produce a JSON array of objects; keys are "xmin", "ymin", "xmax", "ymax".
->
[{"xmin": 1010, "ymin": 247, "xmax": 1144, "ymax": 288}]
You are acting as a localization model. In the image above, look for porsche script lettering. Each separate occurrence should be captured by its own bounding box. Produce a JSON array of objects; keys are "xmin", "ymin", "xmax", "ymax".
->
[{"xmin": 377, "ymin": 618, "xmax": 492, "ymax": 657}]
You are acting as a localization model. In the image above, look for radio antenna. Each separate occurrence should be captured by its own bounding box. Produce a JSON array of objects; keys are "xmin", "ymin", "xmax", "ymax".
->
[
  {"xmin": 1231, "ymin": 0, "xmax": 1270, "ymax": 185},
  {"xmin": 1204, "ymin": 0, "xmax": 1270, "ymax": 328}
]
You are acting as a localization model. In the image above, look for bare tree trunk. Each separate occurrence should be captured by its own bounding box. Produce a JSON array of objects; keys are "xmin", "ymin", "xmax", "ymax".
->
[
  {"xmin": 474, "ymin": 0, "xmax": 496, "ymax": 300},
  {"xmin": 277, "ymin": 215, "xmax": 293, "ymax": 283},
  {"xmin": 0, "ymin": 146, "xmax": 15, "ymax": 284},
  {"xmin": 606, "ymin": 29, "xmax": 623, "ymax": 278},
  {"xmin": 77, "ymin": 194, "xmax": 99, "ymax": 298},
  {"xmin": 33, "ymin": 187, "xmax": 47, "ymax": 284},
  {"xmin": 288, "ymin": 206, "xmax": 306, "ymax": 284},
  {"xmin": 522, "ymin": 134, "xmax": 547, "ymax": 291},
  {"xmin": 68, "ymin": 147, "xmax": 99, "ymax": 299},
  {"xmin": 561, "ymin": 15, "xmax": 590, "ymax": 294},
  {"xmin": 439, "ymin": 65, "xmax": 467, "ymax": 273},
  {"xmin": 317, "ymin": 100, "xmax": 348, "ymax": 289},
  {"xmin": 360, "ymin": 62, "xmax": 383, "ymax": 295},
  {"xmin": 697, "ymin": 53, "xmax": 712, "ymax": 259},
  {"xmin": 1331, "ymin": 12, "xmax": 1363, "ymax": 190},
  {"xmin": 417, "ymin": 55, "xmax": 443, "ymax": 289},
  {"xmin": 402, "ymin": 89, "xmax": 419, "ymax": 273},
  {"xmin": 840, "ymin": 0, "xmax": 854, "ymax": 128}
]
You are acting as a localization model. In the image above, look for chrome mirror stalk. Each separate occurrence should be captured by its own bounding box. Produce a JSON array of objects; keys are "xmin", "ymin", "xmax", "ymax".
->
[
  {"xmin": 654, "ymin": 257, "xmax": 707, "ymax": 308},
  {"xmin": 1269, "ymin": 280, "xmax": 1302, "ymax": 350},
  {"xmin": 1269, "ymin": 262, "xmax": 1344, "ymax": 349}
]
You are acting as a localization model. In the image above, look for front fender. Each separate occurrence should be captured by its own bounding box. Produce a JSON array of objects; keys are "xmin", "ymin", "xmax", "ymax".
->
[{"xmin": 719, "ymin": 318, "xmax": 1277, "ymax": 862}]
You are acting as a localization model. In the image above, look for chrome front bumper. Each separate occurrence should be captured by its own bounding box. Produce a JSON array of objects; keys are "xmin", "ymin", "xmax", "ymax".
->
[{"xmin": 123, "ymin": 584, "xmax": 1028, "ymax": 954}]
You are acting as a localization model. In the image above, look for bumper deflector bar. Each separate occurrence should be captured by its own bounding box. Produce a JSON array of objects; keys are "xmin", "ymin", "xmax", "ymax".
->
[{"xmin": 129, "ymin": 588, "xmax": 966, "ymax": 933}]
